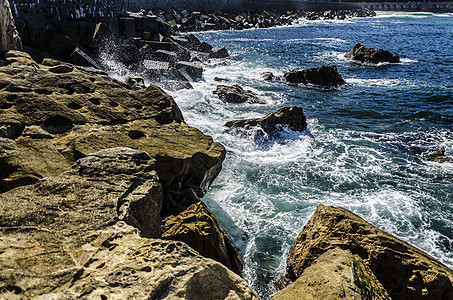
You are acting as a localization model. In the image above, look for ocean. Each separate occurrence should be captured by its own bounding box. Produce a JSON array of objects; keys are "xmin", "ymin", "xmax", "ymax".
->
[
  {"xmin": 104, "ymin": 12, "xmax": 453, "ymax": 299},
  {"xmin": 169, "ymin": 13, "xmax": 453, "ymax": 299}
]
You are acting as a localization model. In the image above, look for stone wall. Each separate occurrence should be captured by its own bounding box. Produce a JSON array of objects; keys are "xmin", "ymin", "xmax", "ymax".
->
[
  {"xmin": 362, "ymin": 1, "xmax": 453, "ymax": 11},
  {"xmin": 9, "ymin": 0, "xmax": 363, "ymax": 19}
]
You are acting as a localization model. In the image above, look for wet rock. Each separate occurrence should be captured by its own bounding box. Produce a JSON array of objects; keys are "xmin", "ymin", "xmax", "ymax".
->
[
  {"xmin": 427, "ymin": 148, "xmax": 453, "ymax": 163},
  {"xmin": 274, "ymin": 248, "xmax": 390, "ymax": 300},
  {"xmin": 162, "ymin": 201, "xmax": 243, "ymax": 275},
  {"xmin": 214, "ymin": 84, "xmax": 264, "ymax": 104},
  {"xmin": 158, "ymin": 81, "xmax": 193, "ymax": 91},
  {"xmin": 175, "ymin": 61, "xmax": 203, "ymax": 79},
  {"xmin": 284, "ymin": 65, "xmax": 345, "ymax": 88},
  {"xmin": 262, "ymin": 72, "xmax": 280, "ymax": 81},
  {"xmin": 345, "ymin": 43, "xmax": 400, "ymax": 65},
  {"xmin": 209, "ymin": 47, "xmax": 229, "ymax": 59},
  {"xmin": 286, "ymin": 204, "xmax": 453, "ymax": 300},
  {"xmin": 225, "ymin": 106, "xmax": 307, "ymax": 135}
]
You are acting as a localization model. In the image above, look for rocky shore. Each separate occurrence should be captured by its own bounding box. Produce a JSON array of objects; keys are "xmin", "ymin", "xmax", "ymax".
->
[{"xmin": 2, "ymin": 1, "xmax": 453, "ymax": 299}]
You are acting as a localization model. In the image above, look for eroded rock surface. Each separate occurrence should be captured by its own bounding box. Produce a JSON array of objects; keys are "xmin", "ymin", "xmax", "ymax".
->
[
  {"xmin": 345, "ymin": 43, "xmax": 400, "ymax": 65},
  {"xmin": 286, "ymin": 204, "xmax": 453, "ymax": 300},
  {"xmin": 0, "ymin": 148, "xmax": 257, "ymax": 299},
  {"xmin": 0, "ymin": 52, "xmax": 225, "ymax": 218},
  {"xmin": 162, "ymin": 201, "xmax": 244, "ymax": 275},
  {"xmin": 284, "ymin": 65, "xmax": 345, "ymax": 88},
  {"xmin": 274, "ymin": 248, "xmax": 390, "ymax": 300},
  {"xmin": 225, "ymin": 106, "xmax": 307, "ymax": 135}
]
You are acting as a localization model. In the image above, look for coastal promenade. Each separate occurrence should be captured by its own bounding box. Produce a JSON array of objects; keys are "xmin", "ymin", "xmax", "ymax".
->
[{"xmin": 9, "ymin": 0, "xmax": 453, "ymax": 19}]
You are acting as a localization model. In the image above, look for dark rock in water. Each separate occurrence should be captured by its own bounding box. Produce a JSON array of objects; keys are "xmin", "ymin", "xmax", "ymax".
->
[
  {"xmin": 284, "ymin": 65, "xmax": 345, "ymax": 87},
  {"xmin": 159, "ymin": 81, "xmax": 193, "ymax": 91},
  {"xmin": 262, "ymin": 72, "xmax": 280, "ymax": 81},
  {"xmin": 175, "ymin": 61, "xmax": 203, "ymax": 79},
  {"xmin": 225, "ymin": 106, "xmax": 307, "ymax": 135},
  {"xmin": 214, "ymin": 84, "xmax": 264, "ymax": 104},
  {"xmin": 285, "ymin": 204, "xmax": 453, "ymax": 300},
  {"xmin": 274, "ymin": 248, "xmax": 390, "ymax": 300},
  {"xmin": 427, "ymin": 149, "xmax": 453, "ymax": 163},
  {"xmin": 162, "ymin": 201, "xmax": 244, "ymax": 275},
  {"xmin": 214, "ymin": 77, "xmax": 229, "ymax": 82},
  {"xmin": 197, "ymin": 41, "xmax": 213, "ymax": 53},
  {"xmin": 125, "ymin": 76, "xmax": 146, "ymax": 90},
  {"xmin": 345, "ymin": 43, "xmax": 400, "ymax": 65},
  {"xmin": 154, "ymin": 49, "xmax": 178, "ymax": 62},
  {"xmin": 209, "ymin": 47, "xmax": 229, "ymax": 59}
]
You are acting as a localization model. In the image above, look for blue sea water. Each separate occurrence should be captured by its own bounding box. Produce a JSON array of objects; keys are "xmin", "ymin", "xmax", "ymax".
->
[
  {"xmin": 172, "ymin": 13, "xmax": 452, "ymax": 299},
  {"xmin": 167, "ymin": 12, "xmax": 453, "ymax": 299}
]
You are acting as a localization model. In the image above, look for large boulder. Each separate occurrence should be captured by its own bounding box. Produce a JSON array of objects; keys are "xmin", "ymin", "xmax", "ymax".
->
[
  {"xmin": 0, "ymin": 53, "xmax": 225, "ymax": 218},
  {"xmin": 284, "ymin": 65, "xmax": 345, "ymax": 87},
  {"xmin": 162, "ymin": 201, "xmax": 244, "ymax": 275},
  {"xmin": 286, "ymin": 205, "xmax": 453, "ymax": 300},
  {"xmin": 0, "ymin": 148, "xmax": 258, "ymax": 299},
  {"xmin": 214, "ymin": 84, "xmax": 265, "ymax": 104},
  {"xmin": 274, "ymin": 248, "xmax": 390, "ymax": 300},
  {"xmin": 345, "ymin": 43, "xmax": 400, "ymax": 65},
  {"xmin": 225, "ymin": 106, "xmax": 307, "ymax": 135},
  {"xmin": 0, "ymin": 0, "xmax": 22, "ymax": 54}
]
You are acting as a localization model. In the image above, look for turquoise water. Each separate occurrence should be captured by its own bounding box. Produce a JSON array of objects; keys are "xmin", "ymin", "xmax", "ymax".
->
[{"xmin": 170, "ymin": 13, "xmax": 453, "ymax": 299}]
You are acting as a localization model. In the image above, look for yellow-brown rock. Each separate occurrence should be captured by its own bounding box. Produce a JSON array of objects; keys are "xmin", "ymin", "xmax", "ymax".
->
[
  {"xmin": 0, "ymin": 148, "xmax": 258, "ymax": 299},
  {"xmin": 162, "ymin": 201, "xmax": 244, "ymax": 275},
  {"xmin": 286, "ymin": 204, "xmax": 453, "ymax": 300},
  {"xmin": 0, "ymin": 53, "xmax": 225, "ymax": 217},
  {"xmin": 274, "ymin": 247, "xmax": 390, "ymax": 300}
]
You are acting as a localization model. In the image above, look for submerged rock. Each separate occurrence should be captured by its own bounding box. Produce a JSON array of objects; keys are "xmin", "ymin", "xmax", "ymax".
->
[
  {"xmin": 345, "ymin": 43, "xmax": 400, "ymax": 65},
  {"xmin": 427, "ymin": 148, "xmax": 453, "ymax": 163},
  {"xmin": 225, "ymin": 106, "xmax": 307, "ymax": 135},
  {"xmin": 285, "ymin": 204, "xmax": 453, "ymax": 300},
  {"xmin": 0, "ymin": 148, "xmax": 257, "ymax": 299},
  {"xmin": 162, "ymin": 201, "xmax": 244, "ymax": 275},
  {"xmin": 214, "ymin": 84, "xmax": 264, "ymax": 104},
  {"xmin": 274, "ymin": 248, "xmax": 390, "ymax": 300},
  {"xmin": 284, "ymin": 65, "xmax": 345, "ymax": 88}
]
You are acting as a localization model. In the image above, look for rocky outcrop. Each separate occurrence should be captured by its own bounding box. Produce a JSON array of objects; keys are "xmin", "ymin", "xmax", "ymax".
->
[
  {"xmin": 162, "ymin": 201, "xmax": 244, "ymax": 275},
  {"xmin": 0, "ymin": 52, "xmax": 225, "ymax": 217},
  {"xmin": 0, "ymin": 0, "xmax": 22, "ymax": 54},
  {"xmin": 427, "ymin": 148, "xmax": 453, "ymax": 163},
  {"xmin": 0, "ymin": 148, "xmax": 258, "ymax": 299},
  {"xmin": 286, "ymin": 204, "xmax": 453, "ymax": 300},
  {"xmin": 345, "ymin": 43, "xmax": 400, "ymax": 65},
  {"xmin": 284, "ymin": 65, "xmax": 345, "ymax": 88},
  {"xmin": 214, "ymin": 84, "xmax": 264, "ymax": 104},
  {"xmin": 274, "ymin": 248, "xmax": 390, "ymax": 300},
  {"xmin": 225, "ymin": 106, "xmax": 307, "ymax": 135}
]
